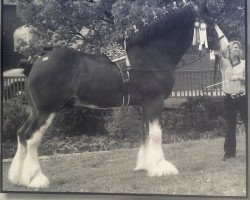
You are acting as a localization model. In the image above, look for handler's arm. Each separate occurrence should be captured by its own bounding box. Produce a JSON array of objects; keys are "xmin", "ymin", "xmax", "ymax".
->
[{"xmin": 215, "ymin": 24, "xmax": 229, "ymax": 58}]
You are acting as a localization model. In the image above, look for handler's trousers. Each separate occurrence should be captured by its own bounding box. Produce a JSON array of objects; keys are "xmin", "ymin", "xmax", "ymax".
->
[{"xmin": 223, "ymin": 94, "xmax": 247, "ymax": 159}]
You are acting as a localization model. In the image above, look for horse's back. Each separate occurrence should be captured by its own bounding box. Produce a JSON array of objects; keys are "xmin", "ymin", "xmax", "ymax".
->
[
  {"xmin": 29, "ymin": 48, "xmax": 81, "ymax": 79},
  {"xmin": 29, "ymin": 48, "xmax": 112, "ymax": 82}
]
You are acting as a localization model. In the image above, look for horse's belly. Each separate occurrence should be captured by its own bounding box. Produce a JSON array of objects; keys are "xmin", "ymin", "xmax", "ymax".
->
[
  {"xmin": 76, "ymin": 67, "xmax": 123, "ymax": 108},
  {"xmin": 75, "ymin": 81, "xmax": 123, "ymax": 108}
]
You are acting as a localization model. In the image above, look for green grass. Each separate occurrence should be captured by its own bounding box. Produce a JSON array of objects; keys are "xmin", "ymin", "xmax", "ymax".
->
[{"xmin": 2, "ymin": 134, "xmax": 246, "ymax": 197}]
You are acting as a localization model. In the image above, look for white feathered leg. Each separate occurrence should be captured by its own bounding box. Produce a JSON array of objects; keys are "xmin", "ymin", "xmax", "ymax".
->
[
  {"xmin": 19, "ymin": 113, "xmax": 55, "ymax": 188},
  {"xmin": 135, "ymin": 120, "xmax": 179, "ymax": 176},
  {"xmin": 146, "ymin": 121, "xmax": 179, "ymax": 176},
  {"xmin": 8, "ymin": 138, "xmax": 27, "ymax": 185},
  {"xmin": 134, "ymin": 143, "xmax": 148, "ymax": 171}
]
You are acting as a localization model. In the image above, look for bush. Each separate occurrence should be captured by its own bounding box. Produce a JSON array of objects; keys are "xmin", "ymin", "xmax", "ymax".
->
[
  {"xmin": 104, "ymin": 106, "xmax": 141, "ymax": 141},
  {"xmin": 177, "ymin": 96, "xmax": 226, "ymax": 131},
  {"xmin": 104, "ymin": 98, "xmax": 226, "ymax": 143},
  {"xmin": 2, "ymin": 96, "xmax": 226, "ymax": 150},
  {"xmin": 2, "ymin": 98, "xmax": 29, "ymax": 141},
  {"xmin": 2, "ymin": 96, "xmax": 226, "ymax": 142},
  {"xmin": 2, "ymin": 97, "xmax": 229, "ymax": 158},
  {"xmin": 47, "ymin": 107, "xmax": 109, "ymax": 139}
]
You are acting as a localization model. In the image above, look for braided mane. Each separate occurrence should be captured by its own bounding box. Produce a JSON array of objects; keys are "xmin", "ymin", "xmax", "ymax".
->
[{"xmin": 126, "ymin": 5, "xmax": 196, "ymax": 48}]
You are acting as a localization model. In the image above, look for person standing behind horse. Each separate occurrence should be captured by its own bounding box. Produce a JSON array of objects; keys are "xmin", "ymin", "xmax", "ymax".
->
[{"xmin": 214, "ymin": 24, "xmax": 247, "ymax": 160}]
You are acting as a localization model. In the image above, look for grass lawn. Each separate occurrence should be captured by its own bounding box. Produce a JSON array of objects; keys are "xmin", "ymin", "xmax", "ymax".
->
[{"xmin": 2, "ymin": 134, "xmax": 247, "ymax": 197}]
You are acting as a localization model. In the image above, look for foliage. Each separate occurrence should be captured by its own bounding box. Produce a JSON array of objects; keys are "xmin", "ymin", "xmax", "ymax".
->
[
  {"xmin": 216, "ymin": 0, "xmax": 245, "ymax": 49},
  {"xmin": 104, "ymin": 106, "xmax": 141, "ymax": 140},
  {"xmin": 49, "ymin": 107, "xmax": 109, "ymax": 137},
  {"xmin": 105, "ymin": 98, "xmax": 226, "ymax": 141},
  {"xmin": 2, "ymin": 96, "xmax": 239, "ymax": 159},
  {"xmin": 2, "ymin": 98, "xmax": 29, "ymax": 141},
  {"xmin": 14, "ymin": 0, "xmax": 244, "ymax": 60},
  {"xmin": 1, "ymin": 96, "xmax": 227, "ymax": 144},
  {"xmin": 175, "ymin": 96, "xmax": 226, "ymax": 131}
]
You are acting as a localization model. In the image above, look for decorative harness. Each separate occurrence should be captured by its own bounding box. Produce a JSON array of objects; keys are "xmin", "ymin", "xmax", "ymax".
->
[{"xmin": 101, "ymin": 39, "xmax": 131, "ymax": 107}]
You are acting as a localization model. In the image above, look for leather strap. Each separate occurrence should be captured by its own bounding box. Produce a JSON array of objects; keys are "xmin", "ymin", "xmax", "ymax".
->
[{"xmin": 115, "ymin": 59, "xmax": 131, "ymax": 107}]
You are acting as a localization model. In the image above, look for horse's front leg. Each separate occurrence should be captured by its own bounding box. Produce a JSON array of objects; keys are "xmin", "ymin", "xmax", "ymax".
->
[
  {"xmin": 134, "ymin": 106, "xmax": 149, "ymax": 171},
  {"xmin": 135, "ymin": 98, "xmax": 179, "ymax": 176}
]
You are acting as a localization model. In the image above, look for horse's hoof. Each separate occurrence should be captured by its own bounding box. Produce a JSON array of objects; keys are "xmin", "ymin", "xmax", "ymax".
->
[
  {"xmin": 8, "ymin": 172, "xmax": 20, "ymax": 186},
  {"xmin": 8, "ymin": 158, "xmax": 22, "ymax": 185},
  {"xmin": 134, "ymin": 165, "xmax": 146, "ymax": 171},
  {"xmin": 29, "ymin": 173, "xmax": 50, "ymax": 189},
  {"xmin": 147, "ymin": 160, "xmax": 179, "ymax": 177}
]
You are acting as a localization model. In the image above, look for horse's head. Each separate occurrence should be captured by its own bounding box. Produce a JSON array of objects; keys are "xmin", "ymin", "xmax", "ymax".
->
[
  {"xmin": 202, "ymin": 0, "xmax": 226, "ymax": 51},
  {"xmin": 190, "ymin": 0, "xmax": 225, "ymax": 51}
]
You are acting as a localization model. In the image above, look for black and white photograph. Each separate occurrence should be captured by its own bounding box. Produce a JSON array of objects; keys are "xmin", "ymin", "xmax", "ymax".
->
[{"xmin": 1, "ymin": 0, "xmax": 247, "ymax": 198}]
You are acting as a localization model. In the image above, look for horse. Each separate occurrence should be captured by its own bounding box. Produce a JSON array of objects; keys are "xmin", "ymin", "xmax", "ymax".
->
[{"xmin": 8, "ymin": 3, "xmax": 219, "ymax": 189}]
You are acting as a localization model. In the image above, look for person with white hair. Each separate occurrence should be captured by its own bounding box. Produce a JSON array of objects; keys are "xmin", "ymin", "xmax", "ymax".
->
[{"xmin": 214, "ymin": 25, "xmax": 246, "ymax": 160}]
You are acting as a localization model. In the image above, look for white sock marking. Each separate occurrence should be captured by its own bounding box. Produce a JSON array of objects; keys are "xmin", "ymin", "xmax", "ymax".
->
[
  {"xmin": 19, "ymin": 113, "xmax": 55, "ymax": 188},
  {"xmin": 135, "ymin": 120, "xmax": 179, "ymax": 176},
  {"xmin": 134, "ymin": 144, "xmax": 147, "ymax": 171},
  {"xmin": 8, "ymin": 138, "xmax": 27, "ymax": 185}
]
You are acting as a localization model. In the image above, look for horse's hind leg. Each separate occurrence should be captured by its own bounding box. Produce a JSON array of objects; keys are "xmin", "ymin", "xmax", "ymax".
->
[
  {"xmin": 18, "ymin": 111, "xmax": 55, "ymax": 188},
  {"xmin": 135, "ymin": 98, "xmax": 179, "ymax": 176},
  {"xmin": 8, "ymin": 108, "xmax": 37, "ymax": 185}
]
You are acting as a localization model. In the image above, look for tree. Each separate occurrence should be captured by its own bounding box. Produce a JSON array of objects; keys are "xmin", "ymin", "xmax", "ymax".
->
[
  {"xmin": 216, "ymin": 0, "xmax": 245, "ymax": 49},
  {"xmin": 15, "ymin": 0, "xmax": 245, "ymax": 59}
]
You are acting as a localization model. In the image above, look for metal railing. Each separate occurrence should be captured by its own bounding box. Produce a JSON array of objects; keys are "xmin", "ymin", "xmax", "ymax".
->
[
  {"xmin": 3, "ymin": 76, "xmax": 27, "ymax": 101},
  {"xmin": 2, "ymin": 70, "xmax": 222, "ymax": 101},
  {"xmin": 171, "ymin": 69, "xmax": 223, "ymax": 97}
]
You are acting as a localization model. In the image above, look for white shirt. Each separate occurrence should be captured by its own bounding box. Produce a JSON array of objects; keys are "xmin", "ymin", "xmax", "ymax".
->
[{"xmin": 220, "ymin": 57, "xmax": 245, "ymax": 94}]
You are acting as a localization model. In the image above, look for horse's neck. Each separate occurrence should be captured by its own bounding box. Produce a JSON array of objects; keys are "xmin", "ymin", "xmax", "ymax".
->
[{"xmin": 127, "ymin": 25, "xmax": 194, "ymax": 70}]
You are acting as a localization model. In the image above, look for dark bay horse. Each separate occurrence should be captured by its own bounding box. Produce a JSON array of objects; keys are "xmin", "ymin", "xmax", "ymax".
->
[{"xmin": 8, "ymin": 3, "xmax": 218, "ymax": 188}]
